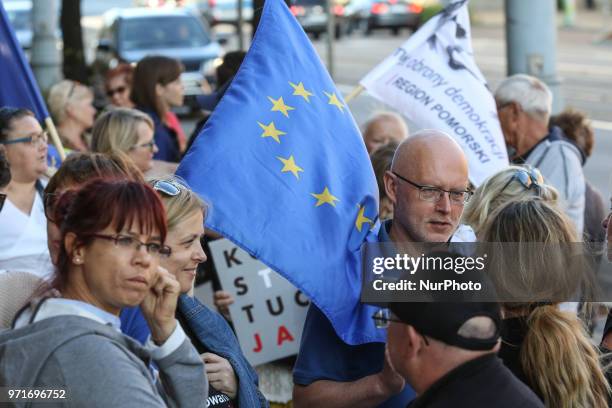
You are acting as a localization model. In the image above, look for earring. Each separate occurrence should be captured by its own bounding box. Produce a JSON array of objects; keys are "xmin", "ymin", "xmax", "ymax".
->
[{"xmin": 73, "ymin": 257, "xmax": 82, "ymax": 264}]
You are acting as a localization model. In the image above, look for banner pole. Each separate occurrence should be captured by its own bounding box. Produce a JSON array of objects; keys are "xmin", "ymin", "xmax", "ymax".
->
[
  {"xmin": 45, "ymin": 117, "xmax": 66, "ymax": 161},
  {"xmin": 344, "ymin": 85, "xmax": 364, "ymax": 103}
]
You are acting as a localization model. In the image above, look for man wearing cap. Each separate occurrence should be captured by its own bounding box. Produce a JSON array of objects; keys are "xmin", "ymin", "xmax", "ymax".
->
[
  {"xmin": 293, "ymin": 131, "xmax": 471, "ymax": 408},
  {"xmin": 385, "ymin": 252, "xmax": 544, "ymax": 407}
]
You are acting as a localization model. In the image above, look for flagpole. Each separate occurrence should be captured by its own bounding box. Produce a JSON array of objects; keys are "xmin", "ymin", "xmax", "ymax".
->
[
  {"xmin": 344, "ymin": 85, "xmax": 364, "ymax": 103},
  {"xmin": 45, "ymin": 117, "xmax": 66, "ymax": 160}
]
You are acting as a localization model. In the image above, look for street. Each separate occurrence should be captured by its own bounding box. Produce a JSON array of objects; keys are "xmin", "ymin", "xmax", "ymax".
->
[
  {"xmin": 37, "ymin": 0, "xmax": 612, "ymax": 196},
  {"xmin": 309, "ymin": 10, "xmax": 612, "ymax": 196},
  {"xmin": 218, "ymin": 8, "xmax": 612, "ymax": 195}
]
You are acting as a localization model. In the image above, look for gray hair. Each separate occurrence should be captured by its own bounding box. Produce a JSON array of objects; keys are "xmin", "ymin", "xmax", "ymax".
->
[{"xmin": 494, "ymin": 74, "xmax": 552, "ymax": 123}]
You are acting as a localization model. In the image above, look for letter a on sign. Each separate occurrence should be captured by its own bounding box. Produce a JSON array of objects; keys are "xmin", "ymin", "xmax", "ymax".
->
[{"xmin": 277, "ymin": 325, "xmax": 294, "ymax": 346}]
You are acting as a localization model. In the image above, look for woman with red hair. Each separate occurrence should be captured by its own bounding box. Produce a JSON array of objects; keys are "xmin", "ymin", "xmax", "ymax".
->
[
  {"xmin": 0, "ymin": 179, "xmax": 207, "ymax": 406},
  {"xmin": 105, "ymin": 63, "xmax": 135, "ymax": 109}
]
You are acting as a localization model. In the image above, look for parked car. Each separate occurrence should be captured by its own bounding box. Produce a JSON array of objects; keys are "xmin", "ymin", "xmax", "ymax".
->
[
  {"xmin": 200, "ymin": 0, "xmax": 253, "ymax": 26},
  {"xmin": 95, "ymin": 8, "xmax": 223, "ymax": 106},
  {"xmin": 342, "ymin": 0, "xmax": 372, "ymax": 33},
  {"xmin": 5, "ymin": 0, "xmax": 33, "ymax": 49},
  {"xmin": 365, "ymin": 0, "xmax": 423, "ymax": 35},
  {"xmin": 290, "ymin": 0, "xmax": 349, "ymax": 39}
]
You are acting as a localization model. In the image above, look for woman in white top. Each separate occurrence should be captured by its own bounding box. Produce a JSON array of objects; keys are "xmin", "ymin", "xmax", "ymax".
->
[{"xmin": 0, "ymin": 107, "xmax": 53, "ymax": 278}]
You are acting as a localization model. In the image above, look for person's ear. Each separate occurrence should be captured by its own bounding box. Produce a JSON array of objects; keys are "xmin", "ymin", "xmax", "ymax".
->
[
  {"xmin": 405, "ymin": 326, "xmax": 425, "ymax": 358},
  {"xmin": 64, "ymin": 101, "xmax": 78, "ymax": 120},
  {"xmin": 155, "ymin": 83, "xmax": 165, "ymax": 98},
  {"xmin": 64, "ymin": 232, "xmax": 86, "ymax": 265},
  {"xmin": 384, "ymin": 171, "xmax": 398, "ymax": 206},
  {"xmin": 380, "ymin": 197, "xmax": 394, "ymax": 220},
  {"xmin": 509, "ymin": 101, "xmax": 523, "ymax": 121}
]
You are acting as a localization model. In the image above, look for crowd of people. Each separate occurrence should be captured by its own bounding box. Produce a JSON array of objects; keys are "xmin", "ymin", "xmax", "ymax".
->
[{"xmin": 0, "ymin": 50, "xmax": 611, "ymax": 408}]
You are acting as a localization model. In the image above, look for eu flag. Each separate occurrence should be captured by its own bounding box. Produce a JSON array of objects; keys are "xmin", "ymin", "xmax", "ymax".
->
[
  {"xmin": 0, "ymin": 1, "xmax": 49, "ymax": 121},
  {"xmin": 177, "ymin": 0, "xmax": 384, "ymax": 344}
]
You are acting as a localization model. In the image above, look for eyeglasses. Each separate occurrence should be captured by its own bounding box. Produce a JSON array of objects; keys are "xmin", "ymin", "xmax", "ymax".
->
[
  {"xmin": 391, "ymin": 172, "xmax": 472, "ymax": 204},
  {"xmin": 0, "ymin": 131, "xmax": 48, "ymax": 147},
  {"xmin": 371, "ymin": 309, "xmax": 430, "ymax": 345},
  {"xmin": 130, "ymin": 140, "xmax": 156, "ymax": 152},
  {"xmin": 106, "ymin": 85, "xmax": 127, "ymax": 98},
  {"xmin": 67, "ymin": 81, "xmax": 79, "ymax": 99},
  {"xmin": 89, "ymin": 233, "xmax": 172, "ymax": 258},
  {"xmin": 500, "ymin": 168, "xmax": 544, "ymax": 194},
  {"xmin": 153, "ymin": 180, "xmax": 181, "ymax": 196},
  {"xmin": 0, "ymin": 193, "xmax": 6, "ymax": 213}
]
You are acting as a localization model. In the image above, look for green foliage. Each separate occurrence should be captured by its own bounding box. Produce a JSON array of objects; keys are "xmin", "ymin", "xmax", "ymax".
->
[{"xmin": 418, "ymin": 4, "xmax": 445, "ymax": 27}]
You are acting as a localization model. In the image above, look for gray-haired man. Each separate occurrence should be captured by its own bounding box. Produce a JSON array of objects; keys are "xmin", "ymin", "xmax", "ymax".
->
[{"xmin": 495, "ymin": 74, "xmax": 585, "ymax": 236}]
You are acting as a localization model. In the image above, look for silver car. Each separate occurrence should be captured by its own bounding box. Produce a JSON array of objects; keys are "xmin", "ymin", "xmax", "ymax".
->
[
  {"xmin": 95, "ymin": 8, "xmax": 223, "ymax": 101},
  {"xmin": 5, "ymin": 0, "xmax": 33, "ymax": 49}
]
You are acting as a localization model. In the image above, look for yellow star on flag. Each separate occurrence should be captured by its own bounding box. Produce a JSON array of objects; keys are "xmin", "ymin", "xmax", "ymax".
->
[
  {"xmin": 355, "ymin": 205, "xmax": 373, "ymax": 232},
  {"xmin": 311, "ymin": 187, "xmax": 339, "ymax": 207},
  {"xmin": 289, "ymin": 81, "xmax": 314, "ymax": 103},
  {"xmin": 258, "ymin": 121, "xmax": 286, "ymax": 143},
  {"xmin": 268, "ymin": 96, "xmax": 295, "ymax": 117},
  {"xmin": 276, "ymin": 155, "xmax": 304, "ymax": 179},
  {"xmin": 324, "ymin": 91, "xmax": 345, "ymax": 113}
]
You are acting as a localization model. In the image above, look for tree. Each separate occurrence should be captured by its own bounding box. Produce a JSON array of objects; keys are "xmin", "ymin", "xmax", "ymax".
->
[{"xmin": 60, "ymin": 0, "xmax": 88, "ymax": 83}]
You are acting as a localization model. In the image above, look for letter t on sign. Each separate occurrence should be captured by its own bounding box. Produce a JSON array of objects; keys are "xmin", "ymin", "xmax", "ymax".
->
[{"xmin": 258, "ymin": 268, "xmax": 273, "ymax": 288}]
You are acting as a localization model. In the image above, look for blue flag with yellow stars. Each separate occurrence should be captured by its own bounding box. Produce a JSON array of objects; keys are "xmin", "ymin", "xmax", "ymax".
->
[{"xmin": 177, "ymin": 0, "xmax": 383, "ymax": 345}]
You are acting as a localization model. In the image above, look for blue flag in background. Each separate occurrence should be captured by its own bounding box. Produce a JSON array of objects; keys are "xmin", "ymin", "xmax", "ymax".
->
[
  {"xmin": 0, "ymin": 2, "xmax": 61, "ymax": 169},
  {"xmin": 177, "ymin": 0, "xmax": 385, "ymax": 345},
  {"xmin": 0, "ymin": 1, "xmax": 49, "ymax": 121}
]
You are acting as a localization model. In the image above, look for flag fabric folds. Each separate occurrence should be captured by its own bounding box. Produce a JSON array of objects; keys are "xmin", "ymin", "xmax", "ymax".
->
[
  {"xmin": 0, "ymin": 2, "xmax": 49, "ymax": 121},
  {"xmin": 177, "ymin": 0, "xmax": 384, "ymax": 344},
  {"xmin": 360, "ymin": 0, "xmax": 508, "ymax": 186}
]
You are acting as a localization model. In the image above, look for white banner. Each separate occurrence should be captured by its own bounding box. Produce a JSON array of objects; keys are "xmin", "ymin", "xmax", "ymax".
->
[{"xmin": 360, "ymin": 0, "xmax": 508, "ymax": 186}]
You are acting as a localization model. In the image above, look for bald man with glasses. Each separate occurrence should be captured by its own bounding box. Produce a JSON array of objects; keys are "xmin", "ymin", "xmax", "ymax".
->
[{"xmin": 293, "ymin": 130, "xmax": 471, "ymax": 408}]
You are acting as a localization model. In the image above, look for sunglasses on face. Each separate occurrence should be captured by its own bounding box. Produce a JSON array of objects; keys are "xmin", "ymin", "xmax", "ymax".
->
[{"xmin": 106, "ymin": 85, "xmax": 127, "ymax": 98}]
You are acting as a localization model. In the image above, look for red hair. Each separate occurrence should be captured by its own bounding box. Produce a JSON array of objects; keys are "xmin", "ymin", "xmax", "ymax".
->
[
  {"xmin": 105, "ymin": 63, "xmax": 134, "ymax": 88},
  {"xmin": 51, "ymin": 179, "xmax": 167, "ymax": 291}
]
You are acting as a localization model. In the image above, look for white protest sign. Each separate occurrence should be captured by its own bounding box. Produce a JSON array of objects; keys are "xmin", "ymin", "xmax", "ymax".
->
[
  {"xmin": 360, "ymin": 0, "xmax": 508, "ymax": 186},
  {"xmin": 209, "ymin": 238, "xmax": 310, "ymax": 366}
]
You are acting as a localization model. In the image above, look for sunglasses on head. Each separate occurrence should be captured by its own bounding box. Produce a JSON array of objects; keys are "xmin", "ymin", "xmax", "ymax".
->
[
  {"xmin": 500, "ymin": 167, "xmax": 544, "ymax": 194},
  {"xmin": 153, "ymin": 180, "xmax": 181, "ymax": 196},
  {"xmin": 106, "ymin": 85, "xmax": 127, "ymax": 98},
  {"xmin": 67, "ymin": 81, "xmax": 82, "ymax": 99}
]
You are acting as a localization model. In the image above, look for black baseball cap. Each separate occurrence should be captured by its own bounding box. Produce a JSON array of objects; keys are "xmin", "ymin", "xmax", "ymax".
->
[
  {"xmin": 387, "ymin": 251, "xmax": 501, "ymax": 351},
  {"xmin": 388, "ymin": 301, "xmax": 501, "ymax": 351}
]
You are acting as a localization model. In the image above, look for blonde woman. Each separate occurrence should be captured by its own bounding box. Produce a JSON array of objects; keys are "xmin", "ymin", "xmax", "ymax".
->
[
  {"xmin": 462, "ymin": 165, "xmax": 558, "ymax": 236},
  {"xmin": 47, "ymin": 80, "xmax": 96, "ymax": 152},
  {"xmin": 480, "ymin": 197, "xmax": 610, "ymax": 408},
  {"xmin": 91, "ymin": 108, "xmax": 158, "ymax": 173},
  {"xmin": 120, "ymin": 176, "xmax": 268, "ymax": 407}
]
